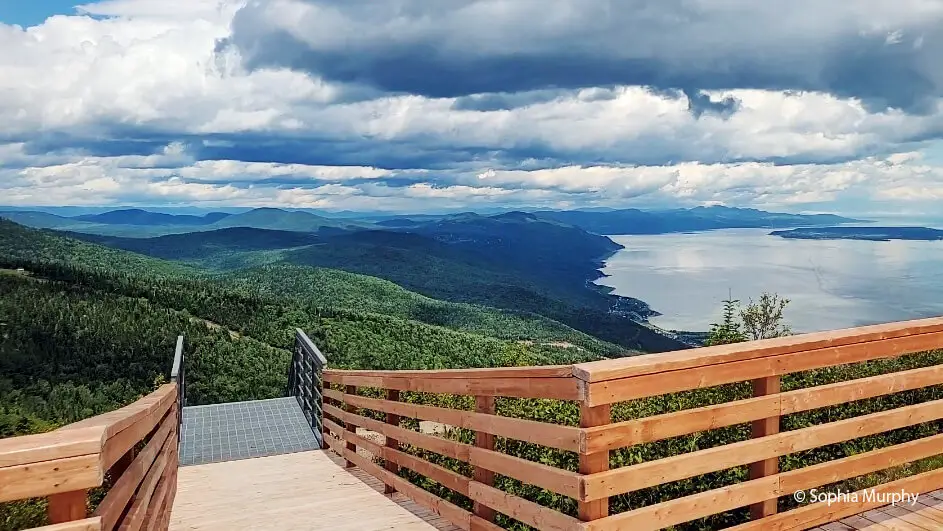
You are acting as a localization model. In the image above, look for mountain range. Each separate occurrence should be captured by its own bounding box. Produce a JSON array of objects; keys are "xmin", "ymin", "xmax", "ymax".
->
[{"xmin": 0, "ymin": 205, "xmax": 859, "ymax": 239}]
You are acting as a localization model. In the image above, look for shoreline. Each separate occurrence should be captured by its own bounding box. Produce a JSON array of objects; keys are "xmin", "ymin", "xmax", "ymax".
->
[{"xmin": 590, "ymin": 245, "xmax": 705, "ymax": 348}]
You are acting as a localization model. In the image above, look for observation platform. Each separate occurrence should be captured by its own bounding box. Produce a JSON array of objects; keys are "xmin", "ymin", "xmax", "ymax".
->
[{"xmin": 4, "ymin": 324, "xmax": 943, "ymax": 531}]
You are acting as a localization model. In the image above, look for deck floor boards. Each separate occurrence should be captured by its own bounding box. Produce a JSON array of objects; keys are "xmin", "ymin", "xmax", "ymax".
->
[
  {"xmin": 170, "ymin": 450, "xmax": 459, "ymax": 530},
  {"xmin": 807, "ymin": 489, "xmax": 943, "ymax": 531}
]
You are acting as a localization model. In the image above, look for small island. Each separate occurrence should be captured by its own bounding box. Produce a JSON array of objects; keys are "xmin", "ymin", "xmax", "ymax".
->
[{"xmin": 770, "ymin": 226, "xmax": 943, "ymax": 242}]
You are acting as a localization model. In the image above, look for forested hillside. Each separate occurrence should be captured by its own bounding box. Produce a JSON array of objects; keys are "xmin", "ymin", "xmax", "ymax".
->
[
  {"xmin": 0, "ymin": 219, "xmax": 605, "ymax": 439},
  {"xmin": 59, "ymin": 213, "xmax": 690, "ymax": 352},
  {"xmin": 3, "ymin": 217, "xmax": 942, "ymax": 531}
]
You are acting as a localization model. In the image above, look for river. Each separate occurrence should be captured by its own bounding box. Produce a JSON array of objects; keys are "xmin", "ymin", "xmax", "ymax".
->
[{"xmin": 595, "ymin": 228, "xmax": 943, "ymax": 334}]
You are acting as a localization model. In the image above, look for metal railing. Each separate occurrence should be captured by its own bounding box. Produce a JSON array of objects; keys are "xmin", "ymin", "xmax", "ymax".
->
[
  {"xmin": 170, "ymin": 335, "xmax": 185, "ymax": 436},
  {"xmin": 289, "ymin": 328, "xmax": 327, "ymax": 446}
]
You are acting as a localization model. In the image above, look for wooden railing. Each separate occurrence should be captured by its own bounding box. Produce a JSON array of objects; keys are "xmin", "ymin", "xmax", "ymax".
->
[
  {"xmin": 0, "ymin": 356, "xmax": 182, "ymax": 530},
  {"xmin": 322, "ymin": 317, "xmax": 943, "ymax": 531},
  {"xmin": 289, "ymin": 328, "xmax": 327, "ymax": 447}
]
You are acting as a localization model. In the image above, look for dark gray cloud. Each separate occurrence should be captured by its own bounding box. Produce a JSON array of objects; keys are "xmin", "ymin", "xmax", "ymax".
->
[{"xmin": 226, "ymin": 0, "xmax": 943, "ymax": 112}]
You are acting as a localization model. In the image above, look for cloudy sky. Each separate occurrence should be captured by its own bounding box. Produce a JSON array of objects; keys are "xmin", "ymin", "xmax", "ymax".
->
[{"xmin": 2, "ymin": 0, "xmax": 943, "ymax": 214}]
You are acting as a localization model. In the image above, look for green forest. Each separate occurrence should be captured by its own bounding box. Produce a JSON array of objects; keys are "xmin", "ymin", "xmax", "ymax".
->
[{"xmin": 2, "ymin": 217, "xmax": 942, "ymax": 530}]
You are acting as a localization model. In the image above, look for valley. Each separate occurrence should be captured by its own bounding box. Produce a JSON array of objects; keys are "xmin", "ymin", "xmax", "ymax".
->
[{"xmin": 1, "ymin": 206, "xmax": 939, "ymax": 530}]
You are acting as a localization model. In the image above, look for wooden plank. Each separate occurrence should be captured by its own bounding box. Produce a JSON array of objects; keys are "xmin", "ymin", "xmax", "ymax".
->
[
  {"xmin": 96, "ymin": 409, "xmax": 175, "ymax": 531},
  {"xmin": 573, "ymin": 317, "xmax": 943, "ymax": 382},
  {"xmin": 344, "ymin": 385, "xmax": 358, "ymax": 468},
  {"xmin": 343, "ymin": 392, "xmax": 582, "ymax": 452},
  {"xmin": 333, "ymin": 423, "xmax": 470, "ymax": 496},
  {"xmin": 322, "ymin": 374, "xmax": 581, "ymax": 400},
  {"xmin": 0, "ymin": 426, "xmax": 105, "ymax": 468},
  {"xmin": 468, "ymin": 482, "xmax": 583, "ymax": 531},
  {"xmin": 582, "ymin": 362, "xmax": 943, "ymax": 452},
  {"xmin": 323, "ymin": 387, "xmax": 343, "ymax": 402},
  {"xmin": 31, "ymin": 517, "xmax": 103, "ymax": 531},
  {"xmin": 117, "ymin": 435, "xmax": 173, "ymax": 531},
  {"xmin": 578, "ymin": 402, "xmax": 610, "ymax": 521},
  {"xmin": 470, "ymin": 514, "xmax": 506, "ymax": 531},
  {"xmin": 468, "ymin": 446, "xmax": 581, "ymax": 500},
  {"xmin": 101, "ymin": 395, "xmax": 176, "ymax": 471},
  {"xmin": 326, "ymin": 403, "xmax": 582, "ymax": 499},
  {"xmin": 385, "ymin": 389, "xmax": 401, "ymax": 495},
  {"xmin": 48, "ymin": 489, "xmax": 88, "ymax": 523},
  {"xmin": 325, "ymin": 403, "xmax": 469, "ymax": 461},
  {"xmin": 473, "ymin": 396, "xmax": 496, "ymax": 524},
  {"xmin": 749, "ymin": 375, "xmax": 780, "ymax": 520},
  {"xmin": 342, "ymin": 443, "xmax": 474, "ymax": 530},
  {"xmin": 726, "ymin": 467, "xmax": 943, "ymax": 531},
  {"xmin": 324, "ymin": 364, "xmax": 575, "ymax": 380},
  {"xmin": 583, "ymin": 432, "xmax": 943, "ymax": 530},
  {"xmin": 583, "ymin": 330, "xmax": 943, "ymax": 405},
  {"xmin": 580, "ymin": 397, "xmax": 943, "ymax": 501},
  {"xmin": 64, "ymin": 385, "xmax": 176, "ymax": 439},
  {"xmin": 323, "ymin": 417, "xmax": 345, "ymax": 440},
  {"xmin": 0, "ymin": 454, "xmax": 101, "ymax": 503},
  {"xmin": 143, "ymin": 443, "xmax": 176, "ymax": 531}
]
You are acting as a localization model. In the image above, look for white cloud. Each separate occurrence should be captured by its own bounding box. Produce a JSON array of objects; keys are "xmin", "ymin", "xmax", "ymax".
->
[{"xmin": 1, "ymin": 1, "xmax": 943, "ymax": 213}]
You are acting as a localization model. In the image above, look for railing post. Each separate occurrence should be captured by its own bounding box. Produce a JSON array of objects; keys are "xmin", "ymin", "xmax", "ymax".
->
[
  {"xmin": 383, "ymin": 389, "xmax": 401, "ymax": 494},
  {"xmin": 344, "ymin": 385, "xmax": 358, "ymax": 468},
  {"xmin": 171, "ymin": 335, "xmax": 185, "ymax": 439},
  {"xmin": 579, "ymin": 402, "xmax": 611, "ymax": 522},
  {"xmin": 749, "ymin": 375, "xmax": 781, "ymax": 519},
  {"xmin": 48, "ymin": 489, "xmax": 87, "ymax": 523},
  {"xmin": 472, "ymin": 395, "xmax": 497, "ymax": 524}
]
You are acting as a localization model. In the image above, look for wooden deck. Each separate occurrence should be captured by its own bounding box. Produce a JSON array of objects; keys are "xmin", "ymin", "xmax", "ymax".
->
[
  {"xmin": 809, "ymin": 490, "xmax": 943, "ymax": 531},
  {"xmin": 169, "ymin": 449, "xmax": 459, "ymax": 531}
]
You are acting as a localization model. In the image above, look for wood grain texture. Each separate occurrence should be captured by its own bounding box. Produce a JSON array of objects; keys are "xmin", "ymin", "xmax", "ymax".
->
[
  {"xmin": 582, "ymin": 330, "xmax": 943, "ymax": 405},
  {"xmin": 0, "ymin": 426, "xmax": 105, "ymax": 469},
  {"xmin": 30, "ymin": 517, "xmax": 103, "ymax": 531},
  {"xmin": 170, "ymin": 450, "xmax": 458, "ymax": 531},
  {"xmin": 327, "ymin": 420, "xmax": 470, "ymax": 497},
  {"xmin": 384, "ymin": 389, "xmax": 401, "ymax": 495},
  {"xmin": 749, "ymin": 375, "xmax": 781, "ymax": 520},
  {"xmin": 48, "ymin": 490, "xmax": 88, "ymax": 524},
  {"xmin": 581, "ymin": 397, "xmax": 943, "ymax": 501},
  {"xmin": 341, "ymin": 391, "xmax": 582, "ymax": 452},
  {"xmin": 473, "ymin": 396, "xmax": 496, "ymax": 524},
  {"xmin": 726, "ymin": 468, "xmax": 943, "ymax": 531},
  {"xmin": 578, "ymin": 402, "xmax": 610, "ymax": 522},
  {"xmin": 322, "ymin": 373, "xmax": 581, "ymax": 400},
  {"xmin": 117, "ymin": 435, "xmax": 174, "ymax": 531},
  {"xmin": 581, "ymin": 362, "xmax": 943, "ymax": 452},
  {"xmin": 325, "ymin": 403, "xmax": 582, "ymax": 498},
  {"xmin": 583, "ymin": 433, "xmax": 943, "ymax": 530},
  {"xmin": 573, "ymin": 316, "xmax": 943, "ymax": 382},
  {"xmin": 324, "ymin": 365, "xmax": 575, "ymax": 379},
  {"xmin": 0, "ymin": 454, "xmax": 101, "ymax": 503},
  {"xmin": 65, "ymin": 385, "xmax": 176, "ymax": 440},
  {"xmin": 101, "ymin": 397, "xmax": 175, "ymax": 471},
  {"xmin": 94, "ymin": 409, "xmax": 176, "ymax": 531},
  {"xmin": 468, "ymin": 482, "xmax": 583, "ymax": 531}
]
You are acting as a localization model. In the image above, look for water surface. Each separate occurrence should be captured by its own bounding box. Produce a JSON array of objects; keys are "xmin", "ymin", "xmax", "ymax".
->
[{"xmin": 596, "ymin": 228, "xmax": 943, "ymax": 333}]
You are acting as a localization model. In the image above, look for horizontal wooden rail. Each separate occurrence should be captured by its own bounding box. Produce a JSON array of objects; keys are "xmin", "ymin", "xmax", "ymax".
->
[
  {"xmin": 323, "ymin": 371, "xmax": 582, "ymax": 400},
  {"xmin": 1, "ymin": 341, "xmax": 184, "ymax": 531},
  {"xmin": 322, "ymin": 317, "xmax": 943, "ymax": 531}
]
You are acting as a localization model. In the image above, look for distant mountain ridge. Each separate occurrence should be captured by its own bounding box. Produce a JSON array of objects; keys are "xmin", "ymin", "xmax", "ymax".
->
[
  {"xmin": 532, "ymin": 206, "xmax": 860, "ymax": 235},
  {"xmin": 75, "ymin": 208, "xmax": 230, "ymax": 226},
  {"xmin": 1, "ymin": 205, "xmax": 860, "ymax": 238}
]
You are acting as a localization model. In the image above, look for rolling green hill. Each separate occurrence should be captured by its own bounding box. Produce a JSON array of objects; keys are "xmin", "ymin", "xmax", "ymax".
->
[
  {"xmin": 50, "ymin": 212, "xmax": 690, "ymax": 352},
  {"xmin": 0, "ymin": 220, "xmax": 614, "ymax": 359},
  {"xmin": 219, "ymin": 264, "xmax": 623, "ymax": 355}
]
